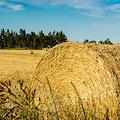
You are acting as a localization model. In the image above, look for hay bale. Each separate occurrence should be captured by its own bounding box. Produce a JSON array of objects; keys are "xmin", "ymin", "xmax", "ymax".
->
[
  {"xmin": 66, "ymin": 39, "xmax": 69, "ymax": 42},
  {"xmin": 31, "ymin": 42, "xmax": 119, "ymax": 119},
  {"xmin": 43, "ymin": 48, "xmax": 48, "ymax": 52},
  {"xmin": 87, "ymin": 44, "xmax": 120, "ymax": 85},
  {"xmin": 29, "ymin": 50, "xmax": 34, "ymax": 54}
]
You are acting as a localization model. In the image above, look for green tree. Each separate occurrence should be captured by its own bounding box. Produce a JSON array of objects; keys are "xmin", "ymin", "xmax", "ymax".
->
[
  {"xmin": 47, "ymin": 32, "xmax": 53, "ymax": 48},
  {"xmin": 31, "ymin": 31, "xmax": 36, "ymax": 48},
  {"xmin": 33, "ymin": 35, "xmax": 39, "ymax": 49},
  {"xmin": 1, "ymin": 28, "xmax": 7, "ymax": 48},
  {"xmin": 51, "ymin": 30, "xmax": 57, "ymax": 47},
  {"xmin": 0, "ymin": 28, "xmax": 68, "ymax": 49},
  {"xmin": 83, "ymin": 39, "xmax": 89, "ymax": 43},
  {"xmin": 98, "ymin": 40, "xmax": 104, "ymax": 44},
  {"xmin": 10, "ymin": 30, "xmax": 15, "ymax": 48},
  {"xmin": 14, "ymin": 32, "xmax": 20, "ymax": 48},
  {"xmin": 39, "ymin": 31, "xmax": 45, "ymax": 49},
  {"xmin": 0, "ymin": 34, "xmax": 3, "ymax": 49},
  {"xmin": 104, "ymin": 38, "xmax": 113, "ymax": 45},
  {"xmin": 89, "ymin": 40, "xmax": 96, "ymax": 43},
  {"xmin": 6, "ymin": 29, "xmax": 11, "ymax": 48},
  {"xmin": 19, "ymin": 28, "xmax": 26, "ymax": 48},
  {"xmin": 56, "ymin": 31, "xmax": 67, "ymax": 44},
  {"xmin": 26, "ymin": 34, "xmax": 32, "ymax": 49}
]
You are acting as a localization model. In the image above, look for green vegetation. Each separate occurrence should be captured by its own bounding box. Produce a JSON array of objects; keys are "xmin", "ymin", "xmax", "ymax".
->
[
  {"xmin": 83, "ymin": 39, "xmax": 96, "ymax": 44},
  {"xmin": 98, "ymin": 38, "xmax": 113, "ymax": 44},
  {"xmin": 83, "ymin": 38, "xmax": 113, "ymax": 45},
  {"xmin": 0, "ymin": 28, "xmax": 67, "ymax": 49},
  {"xmin": 0, "ymin": 28, "xmax": 114, "ymax": 50}
]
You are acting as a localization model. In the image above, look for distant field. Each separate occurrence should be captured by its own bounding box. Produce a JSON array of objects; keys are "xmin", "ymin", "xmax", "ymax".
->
[{"xmin": 0, "ymin": 50, "xmax": 46, "ymax": 78}]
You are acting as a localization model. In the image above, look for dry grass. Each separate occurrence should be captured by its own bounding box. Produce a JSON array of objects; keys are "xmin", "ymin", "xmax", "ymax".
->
[
  {"xmin": 0, "ymin": 72, "xmax": 99, "ymax": 120},
  {"xmin": 31, "ymin": 42, "xmax": 120, "ymax": 119},
  {"xmin": 0, "ymin": 73, "xmax": 40, "ymax": 119},
  {"xmin": 0, "ymin": 50, "xmax": 46, "ymax": 78},
  {"xmin": 0, "ymin": 73, "xmax": 90, "ymax": 120}
]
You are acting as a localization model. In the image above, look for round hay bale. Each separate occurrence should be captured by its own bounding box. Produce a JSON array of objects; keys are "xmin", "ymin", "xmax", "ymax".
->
[
  {"xmin": 31, "ymin": 42, "xmax": 118, "ymax": 119},
  {"xmin": 66, "ymin": 39, "xmax": 69, "ymax": 42},
  {"xmin": 86, "ymin": 44, "xmax": 120, "ymax": 85},
  {"xmin": 28, "ymin": 50, "xmax": 34, "ymax": 54},
  {"xmin": 43, "ymin": 48, "xmax": 48, "ymax": 52}
]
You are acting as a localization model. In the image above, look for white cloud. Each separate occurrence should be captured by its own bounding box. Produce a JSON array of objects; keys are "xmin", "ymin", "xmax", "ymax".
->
[
  {"xmin": 66, "ymin": 0, "xmax": 104, "ymax": 18},
  {"xmin": 0, "ymin": 1, "xmax": 6, "ymax": 5},
  {"xmin": 0, "ymin": 1, "xmax": 24, "ymax": 11},
  {"xmin": 2, "ymin": 0, "xmax": 120, "ymax": 18},
  {"xmin": 0, "ymin": 0, "xmax": 104, "ymax": 17},
  {"xmin": 8, "ymin": 4, "xmax": 23, "ymax": 11},
  {"xmin": 3, "ymin": 0, "xmax": 47, "ymax": 5},
  {"xmin": 3, "ymin": 0, "xmax": 97, "ymax": 8},
  {"xmin": 81, "ymin": 12, "xmax": 104, "ymax": 18},
  {"xmin": 114, "ymin": 9, "xmax": 120, "ymax": 12},
  {"xmin": 69, "ymin": 0, "xmax": 97, "ymax": 9},
  {"xmin": 49, "ymin": 0, "xmax": 104, "ymax": 18},
  {"xmin": 106, "ymin": 4, "xmax": 120, "ymax": 12}
]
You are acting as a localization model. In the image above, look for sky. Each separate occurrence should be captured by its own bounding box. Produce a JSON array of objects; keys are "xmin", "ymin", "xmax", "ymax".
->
[{"xmin": 0, "ymin": 0, "xmax": 120, "ymax": 43}]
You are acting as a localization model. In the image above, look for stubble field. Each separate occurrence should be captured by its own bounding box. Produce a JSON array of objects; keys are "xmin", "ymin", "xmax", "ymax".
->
[{"xmin": 0, "ymin": 50, "xmax": 46, "ymax": 79}]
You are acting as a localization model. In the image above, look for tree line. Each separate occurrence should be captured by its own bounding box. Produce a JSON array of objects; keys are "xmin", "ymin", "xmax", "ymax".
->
[
  {"xmin": 0, "ymin": 28, "xmax": 114, "ymax": 50},
  {"xmin": 0, "ymin": 28, "xmax": 67, "ymax": 49},
  {"xmin": 83, "ymin": 38, "xmax": 113, "ymax": 45}
]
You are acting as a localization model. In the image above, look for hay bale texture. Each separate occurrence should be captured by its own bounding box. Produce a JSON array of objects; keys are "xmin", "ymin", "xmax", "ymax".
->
[
  {"xmin": 87, "ymin": 44, "xmax": 120, "ymax": 83},
  {"xmin": 31, "ymin": 42, "xmax": 119, "ymax": 119}
]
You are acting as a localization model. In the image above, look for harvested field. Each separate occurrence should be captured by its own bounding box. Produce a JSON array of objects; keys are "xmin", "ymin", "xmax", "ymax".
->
[
  {"xmin": 31, "ymin": 42, "xmax": 120, "ymax": 119},
  {"xmin": 0, "ymin": 50, "xmax": 46, "ymax": 78}
]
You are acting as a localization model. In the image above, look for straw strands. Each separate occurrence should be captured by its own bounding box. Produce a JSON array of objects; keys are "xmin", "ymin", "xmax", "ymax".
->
[
  {"xmin": 87, "ymin": 44, "xmax": 120, "ymax": 86},
  {"xmin": 31, "ymin": 42, "xmax": 119, "ymax": 119}
]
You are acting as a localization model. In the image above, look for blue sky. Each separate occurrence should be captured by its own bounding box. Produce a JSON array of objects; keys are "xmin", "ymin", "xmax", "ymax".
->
[{"xmin": 0, "ymin": 0, "xmax": 120, "ymax": 43}]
